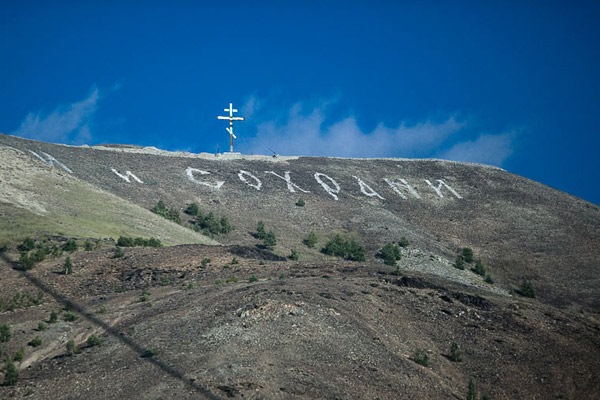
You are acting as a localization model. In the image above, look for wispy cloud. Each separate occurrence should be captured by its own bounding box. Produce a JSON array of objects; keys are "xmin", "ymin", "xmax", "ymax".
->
[
  {"xmin": 237, "ymin": 98, "xmax": 515, "ymax": 166},
  {"xmin": 11, "ymin": 88, "xmax": 100, "ymax": 144}
]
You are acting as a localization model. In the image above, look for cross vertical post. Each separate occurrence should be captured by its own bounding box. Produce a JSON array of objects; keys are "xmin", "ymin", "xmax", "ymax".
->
[{"xmin": 217, "ymin": 102, "xmax": 245, "ymax": 153}]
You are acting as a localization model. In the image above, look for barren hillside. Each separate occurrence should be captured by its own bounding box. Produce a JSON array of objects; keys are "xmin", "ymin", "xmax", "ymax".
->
[{"xmin": 0, "ymin": 133, "xmax": 599, "ymax": 399}]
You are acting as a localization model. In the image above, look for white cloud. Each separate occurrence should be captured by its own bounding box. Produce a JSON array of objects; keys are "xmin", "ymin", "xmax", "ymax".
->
[
  {"xmin": 11, "ymin": 88, "xmax": 100, "ymax": 144},
  {"xmin": 237, "ymin": 98, "xmax": 515, "ymax": 166},
  {"xmin": 437, "ymin": 132, "xmax": 514, "ymax": 166}
]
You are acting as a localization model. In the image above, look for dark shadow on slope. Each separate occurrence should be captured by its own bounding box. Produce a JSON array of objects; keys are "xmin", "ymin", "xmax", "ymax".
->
[{"xmin": 0, "ymin": 252, "xmax": 222, "ymax": 400}]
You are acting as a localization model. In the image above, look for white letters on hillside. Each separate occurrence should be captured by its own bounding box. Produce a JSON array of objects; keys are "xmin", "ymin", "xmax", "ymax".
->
[
  {"xmin": 265, "ymin": 171, "xmax": 310, "ymax": 193},
  {"xmin": 383, "ymin": 178, "xmax": 421, "ymax": 199},
  {"xmin": 28, "ymin": 150, "xmax": 73, "ymax": 174},
  {"xmin": 238, "ymin": 170, "xmax": 262, "ymax": 190},
  {"xmin": 186, "ymin": 167, "xmax": 225, "ymax": 189},
  {"xmin": 111, "ymin": 169, "xmax": 143, "ymax": 183},
  {"xmin": 353, "ymin": 176, "xmax": 385, "ymax": 200},
  {"xmin": 424, "ymin": 179, "xmax": 463, "ymax": 199},
  {"xmin": 314, "ymin": 172, "xmax": 341, "ymax": 200}
]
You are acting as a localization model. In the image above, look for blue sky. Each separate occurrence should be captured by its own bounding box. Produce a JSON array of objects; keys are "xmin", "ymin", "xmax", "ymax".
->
[{"xmin": 1, "ymin": 1, "xmax": 599, "ymax": 204}]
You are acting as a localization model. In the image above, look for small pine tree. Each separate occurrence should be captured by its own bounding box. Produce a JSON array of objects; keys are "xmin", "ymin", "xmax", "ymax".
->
[
  {"xmin": 471, "ymin": 259, "xmax": 485, "ymax": 276},
  {"xmin": 519, "ymin": 279, "xmax": 536, "ymax": 298},
  {"xmin": 398, "ymin": 236, "xmax": 410, "ymax": 247},
  {"xmin": 49, "ymin": 311, "xmax": 58, "ymax": 324},
  {"xmin": 0, "ymin": 324, "xmax": 10, "ymax": 343},
  {"xmin": 303, "ymin": 231, "xmax": 318, "ymax": 248},
  {"xmin": 466, "ymin": 379, "xmax": 477, "ymax": 400},
  {"xmin": 289, "ymin": 249, "xmax": 299, "ymax": 260},
  {"xmin": 462, "ymin": 247, "xmax": 474, "ymax": 263},
  {"xmin": 295, "ymin": 198, "xmax": 305, "ymax": 207},
  {"xmin": 64, "ymin": 256, "xmax": 73, "ymax": 275},
  {"xmin": 3, "ymin": 358, "xmax": 18, "ymax": 386},
  {"xmin": 184, "ymin": 202, "xmax": 200, "ymax": 216},
  {"xmin": 113, "ymin": 246, "xmax": 124, "ymax": 258},
  {"xmin": 66, "ymin": 339, "xmax": 76, "ymax": 355},
  {"xmin": 62, "ymin": 239, "xmax": 78, "ymax": 252},
  {"xmin": 449, "ymin": 342, "xmax": 462, "ymax": 362},
  {"xmin": 263, "ymin": 230, "xmax": 277, "ymax": 250},
  {"xmin": 256, "ymin": 221, "xmax": 266, "ymax": 239},
  {"xmin": 453, "ymin": 255, "xmax": 465, "ymax": 270}
]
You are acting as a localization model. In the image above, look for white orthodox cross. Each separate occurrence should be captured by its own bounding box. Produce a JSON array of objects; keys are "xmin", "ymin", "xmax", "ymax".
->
[{"xmin": 217, "ymin": 102, "xmax": 245, "ymax": 152}]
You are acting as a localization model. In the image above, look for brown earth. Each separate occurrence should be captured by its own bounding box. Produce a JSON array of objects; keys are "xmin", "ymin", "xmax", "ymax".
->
[{"xmin": 0, "ymin": 134, "xmax": 599, "ymax": 399}]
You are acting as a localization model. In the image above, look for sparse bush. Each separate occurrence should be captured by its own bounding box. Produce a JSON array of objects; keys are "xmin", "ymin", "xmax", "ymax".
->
[
  {"xmin": 13, "ymin": 348, "xmax": 24, "ymax": 362},
  {"xmin": 249, "ymin": 274, "xmax": 258, "ymax": 283},
  {"xmin": 466, "ymin": 379, "xmax": 477, "ymax": 400},
  {"xmin": 151, "ymin": 200, "xmax": 181, "ymax": 224},
  {"xmin": 28, "ymin": 336, "xmax": 42, "ymax": 347},
  {"xmin": 226, "ymin": 276, "xmax": 238, "ymax": 283},
  {"xmin": 0, "ymin": 243, "xmax": 7, "ymax": 253},
  {"xmin": 117, "ymin": 236, "xmax": 134, "ymax": 247},
  {"xmin": 484, "ymin": 275, "xmax": 494, "ymax": 284},
  {"xmin": 19, "ymin": 253, "xmax": 36, "ymax": 270},
  {"xmin": 215, "ymin": 279, "xmax": 223, "ymax": 285},
  {"xmin": 113, "ymin": 246, "xmax": 124, "ymax": 258},
  {"xmin": 201, "ymin": 258, "xmax": 211, "ymax": 267},
  {"xmin": 141, "ymin": 348, "xmax": 156, "ymax": 358},
  {"xmin": 303, "ymin": 231, "xmax": 318, "ymax": 248},
  {"xmin": 66, "ymin": 339, "xmax": 76, "ymax": 355},
  {"xmin": 398, "ymin": 236, "xmax": 410, "ymax": 247},
  {"xmin": 17, "ymin": 237, "xmax": 35, "ymax": 252},
  {"xmin": 256, "ymin": 221, "xmax": 266, "ymax": 240},
  {"xmin": 289, "ymin": 249, "xmax": 299, "ymax": 261},
  {"xmin": 295, "ymin": 198, "xmax": 305, "ymax": 207},
  {"xmin": 263, "ymin": 230, "xmax": 277, "ymax": 250},
  {"xmin": 0, "ymin": 324, "xmax": 11, "ymax": 343},
  {"xmin": 37, "ymin": 322, "xmax": 47, "ymax": 331},
  {"xmin": 86, "ymin": 335, "xmax": 101, "ymax": 347},
  {"xmin": 321, "ymin": 234, "xmax": 365, "ymax": 261},
  {"xmin": 117, "ymin": 236, "xmax": 162, "ymax": 248},
  {"xmin": 518, "ymin": 279, "xmax": 536, "ymax": 298},
  {"xmin": 62, "ymin": 239, "xmax": 78, "ymax": 253},
  {"xmin": 139, "ymin": 288, "xmax": 150, "ymax": 302},
  {"xmin": 64, "ymin": 310, "xmax": 78, "ymax": 322},
  {"xmin": 49, "ymin": 311, "xmax": 58, "ymax": 324},
  {"xmin": 379, "ymin": 243, "xmax": 401, "ymax": 266},
  {"xmin": 3, "ymin": 358, "xmax": 18, "ymax": 386},
  {"xmin": 471, "ymin": 259, "xmax": 486, "ymax": 276},
  {"xmin": 453, "ymin": 255, "xmax": 465, "ymax": 270},
  {"xmin": 64, "ymin": 256, "xmax": 73, "ymax": 275},
  {"xmin": 461, "ymin": 247, "xmax": 474, "ymax": 263},
  {"xmin": 30, "ymin": 247, "xmax": 47, "ymax": 263},
  {"xmin": 184, "ymin": 202, "xmax": 200, "ymax": 216},
  {"xmin": 412, "ymin": 348, "xmax": 430, "ymax": 367},
  {"xmin": 231, "ymin": 257, "xmax": 239, "ymax": 265},
  {"xmin": 449, "ymin": 342, "xmax": 462, "ymax": 362},
  {"xmin": 84, "ymin": 240, "xmax": 94, "ymax": 251}
]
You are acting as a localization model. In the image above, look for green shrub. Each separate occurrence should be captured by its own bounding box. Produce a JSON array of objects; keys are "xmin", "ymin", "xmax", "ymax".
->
[
  {"xmin": 113, "ymin": 246, "xmax": 124, "ymax": 258},
  {"xmin": 256, "ymin": 221, "xmax": 266, "ymax": 240},
  {"xmin": 466, "ymin": 379, "xmax": 477, "ymax": 400},
  {"xmin": 412, "ymin": 348, "xmax": 430, "ymax": 367},
  {"xmin": 449, "ymin": 342, "xmax": 462, "ymax": 362},
  {"xmin": 151, "ymin": 200, "xmax": 181, "ymax": 224},
  {"xmin": 0, "ymin": 324, "xmax": 11, "ymax": 343},
  {"xmin": 263, "ymin": 230, "xmax": 277, "ymax": 250},
  {"xmin": 321, "ymin": 234, "xmax": 365, "ymax": 261},
  {"xmin": 303, "ymin": 231, "xmax": 318, "ymax": 248},
  {"xmin": 461, "ymin": 247, "xmax": 474, "ymax": 263},
  {"xmin": 62, "ymin": 239, "xmax": 78, "ymax": 253},
  {"xmin": 295, "ymin": 198, "xmax": 305, "ymax": 207},
  {"xmin": 184, "ymin": 202, "xmax": 200, "ymax": 216},
  {"xmin": 379, "ymin": 243, "xmax": 401, "ymax": 266},
  {"xmin": 117, "ymin": 236, "xmax": 134, "ymax": 247},
  {"xmin": 19, "ymin": 253, "xmax": 36, "ymax": 270},
  {"xmin": 189, "ymin": 210, "xmax": 232, "ymax": 236},
  {"xmin": 64, "ymin": 310, "xmax": 78, "ymax": 322},
  {"xmin": 201, "ymin": 258, "xmax": 211, "ymax": 267},
  {"xmin": 13, "ymin": 348, "xmax": 24, "ymax": 362},
  {"xmin": 17, "ymin": 237, "xmax": 35, "ymax": 252},
  {"xmin": 231, "ymin": 257, "xmax": 239, "ymax": 265},
  {"xmin": 453, "ymin": 255, "xmax": 465, "ymax": 270},
  {"xmin": 249, "ymin": 274, "xmax": 258, "ymax": 283},
  {"xmin": 484, "ymin": 275, "xmax": 494, "ymax": 284},
  {"xmin": 84, "ymin": 240, "xmax": 94, "ymax": 251},
  {"xmin": 289, "ymin": 249, "xmax": 299, "ymax": 261},
  {"xmin": 30, "ymin": 247, "xmax": 47, "ymax": 262},
  {"xmin": 28, "ymin": 336, "xmax": 42, "ymax": 347},
  {"xmin": 49, "ymin": 311, "xmax": 58, "ymax": 324},
  {"xmin": 398, "ymin": 236, "xmax": 410, "ymax": 247},
  {"xmin": 37, "ymin": 322, "xmax": 47, "ymax": 331},
  {"xmin": 3, "ymin": 358, "xmax": 18, "ymax": 386},
  {"xmin": 518, "ymin": 279, "xmax": 536, "ymax": 298},
  {"xmin": 64, "ymin": 256, "xmax": 73, "ymax": 275},
  {"xmin": 66, "ymin": 339, "xmax": 76, "ymax": 355},
  {"xmin": 140, "ymin": 289, "xmax": 150, "ymax": 302},
  {"xmin": 471, "ymin": 259, "xmax": 486, "ymax": 276},
  {"xmin": 226, "ymin": 276, "xmax": 238, "ymax": 283},
  {"xmin": 141, "ymin": 348, "xmax": 157, "ymax": 358},
  {"xmin": 86, "ymin": 335, "xmax": 102, "ymax": 347}
]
